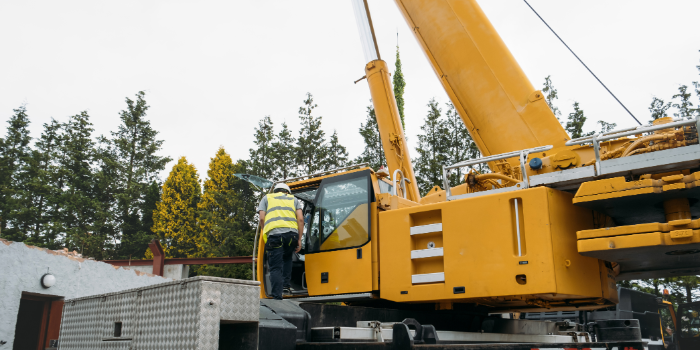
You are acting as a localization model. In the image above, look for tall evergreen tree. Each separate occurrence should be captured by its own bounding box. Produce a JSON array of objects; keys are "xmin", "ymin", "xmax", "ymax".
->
[
  {"xmin": 414, "ymin": 98, "xmax": 449, "ymax": 195},
  {"xmin": 110, "ymin": 91, "xmax": 172, "ymax": 259},
  {"xmin": 672, "ymin": 85, "xmax": 695, "ymax": 119},
  {"xmin": 394, "ymin": 45, "xmax": 407, "ymax": 130},
  {"xmin": 196, "ymin": 147, "xmax": 255, "ymax": 279},
  {"xmin": 355, "ymin": 104, "xmax": 386, "ymax": 170},
  {"xmin": 59, "ymin": 112, "xmax": 108, "ymax": 259},
  {"xmin": 542, "ymin": 76, "xmax": 562, "ymax": 122},
  {"xmin": 443, "ymin": 102, "xmax": 481, "ymax": 184},
  {"xmin": 565, "ymin": 102, "xmax": 589, "ymax": 139},
  {"xmin": 24, "ymin": 120, "xmax": 64, "ymax": 248},
  {"xmin": 597, "ymin": 120, "xmax": 617, "ymax": 134},
  {"xmin": 272, "ymin": 122, "xmax": 296, "ymax": 181},
  {"xmin": 649, "ymin": 97, "xmax": 672, "ymax": 122},
  {"xmin": 324, "ymin": 130, "xmax": 349, "ymax": 170},
  {"xmin": 296, "ymin": 93, "xmax": 328, "ymax": 175},
  {"xmin": 152, "ymin": 157, "xmax": 201, "ymax": 258},
  {"xmin": 0, "ymin": 105, "xmax": 33, "ymax": 242},
  {"xmin": 249, "ymin": 116, "xmax": 276, "ymax": 180}
]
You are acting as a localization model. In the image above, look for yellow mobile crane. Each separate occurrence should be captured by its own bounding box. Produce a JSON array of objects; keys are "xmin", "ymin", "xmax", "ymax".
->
[{"xmin": 255, "ymin": 0, "xmax": 700, "ymax": 314}]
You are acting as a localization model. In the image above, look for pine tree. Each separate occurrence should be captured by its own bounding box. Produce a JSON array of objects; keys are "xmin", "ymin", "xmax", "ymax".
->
[
  {"xmin": 110, "ymin": 91, "xmax": 172, "ymax": 259},
  {"xmin": 195, "ymin": 147, "xmax": 255, "ymax": 279},
  {"xmin": 324, "ymin": 130, "xmax": 349, "ymax": 170},
  {"xmin": 443, "ymin": 102, "xmax": 481, "ymax": 185},
  {"xmin": 414, "ymin": 98, "xmax": 449, "ymax": 195},
  {"xmin": 296, "ymin": 93, "xmax": 328, "ymax": 174},
  {"xmin": 59, "ymin": 112, "xmax": 108, "ymax": 259},
  {"xmin": 24, "ymin": 120, "xmax": 64, "ymax": 248},
  {"xmin": 355, "ymin": 104, "xmax": 386, "ymax": 170},
  {"xmin": 597, "ymin": 120, "xmax": 617, "ymax": 133},
  {"xmin": 394, "ymin": 45, "xmax": 407, "ymax": 130},
  {"xmin": 0, "ymin": 105, "xmax": 33, "ymax": 242},
  {"xmin": 272, "ymin": 122, "xmax": 296, "ymax": 181},
  {"xmin": 152, "ymin": 157, "xmax": 201, "ymax": 258},
  {"xmin": 672, "ymin": 85, "xmax": 695, "ymax": 119},
  {"xmin": 649, "ymin": 97, "xmax": 672, "ymax": 122},
  {"xmin": 249, "ymin": 116, "xmax": 276, "ymax": 180},
  {"xmin": 565, "ymin": 102, "xmax": 589, "ymax": 139},
  {"xmin": 543, "ymin": 76, "xmax": 562, "ymax": 122}
]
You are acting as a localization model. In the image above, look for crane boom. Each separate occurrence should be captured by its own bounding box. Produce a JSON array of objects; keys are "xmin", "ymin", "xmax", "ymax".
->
[{"xmin": 393, "ymin": 0, "xmax": 569, "ymax": 156}]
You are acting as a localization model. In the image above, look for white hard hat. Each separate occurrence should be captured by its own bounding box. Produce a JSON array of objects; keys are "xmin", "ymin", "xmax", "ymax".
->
[{"xmin": 273, "ymin": 183, "xmax": 291, "ymax": 193}]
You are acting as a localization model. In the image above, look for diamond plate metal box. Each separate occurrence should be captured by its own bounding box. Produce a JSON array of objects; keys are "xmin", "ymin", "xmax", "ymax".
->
[{"xmin": 58, "ymin": 276, "xmax": 260, "ymax": 349}]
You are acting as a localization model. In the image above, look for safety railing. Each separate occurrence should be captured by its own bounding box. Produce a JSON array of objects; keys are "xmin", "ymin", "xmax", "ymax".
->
[
  {"xmin": 565, "ymin": 116, "xmax": 700, "ymax": 176},
  {"xmin": 391, "ymin": 169, "xmax": 411, "ymax": 199},
  {"xmin": 441, "ymin": 145, "xmax": 553, "ymax": 201}
]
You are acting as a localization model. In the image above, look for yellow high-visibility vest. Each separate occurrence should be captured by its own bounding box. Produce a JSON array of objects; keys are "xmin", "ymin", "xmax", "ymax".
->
[{"xmin": 262, "ymin": 193, "xmax": 297, "ymax": 243}]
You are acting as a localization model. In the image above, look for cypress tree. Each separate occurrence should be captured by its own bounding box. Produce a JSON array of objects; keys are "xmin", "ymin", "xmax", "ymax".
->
[
  {"xmin": 0, "ymin": 105, "xmax": 33, "ymax": 242},
  {"xmin": 59, "ymin": 112, "xmax": 108, "ymax": 259},
  {"xmin": 152, "ymin": 157, "xmax": 201, "ymax": 258},
  {"xmin": 249, "ymin": 116, "xmax": 276, "ymax": 180},
  {"xmin": 565, "ymin": 102, "xmax": 589, "ymax": 139},
  {"xmin": 296, "ymin": 93, "xmax": 328, "ymax": 175},
  {"xmin": 355, "ymin": 104, "xmax": 386, "ymax": 170},
  {"xmin": 110, "ymin": 91, "xmax": 172, "ymax": 259},
  {"xmin": 24, "ymin": 120, "xmax": 63, "ymax": 248},
  {"xmin": 649, "ymin": 97, "xmax": 672, "ymax": 122},
  {"xmin": 272, "ymin": 122, "xmax": 296, "ymax": 181},
  {"xmin": 414, "ymin": 98, "xmax": 449, "ymax": 195},
  {"xmin": 324, "ymin": 130, "xmax": 349, "ymax": 170},
  {"xmin": 542, "ymin": 76, "xmax": 562, "ymax": 123},
  {"xmin": 394, "ymin": 45, "xmax": 407, "ymax": 130},
  {"xmin": 196, "ymin": 147, "xmax": 254, "ymax": 279},
  {"xmin": 672, "ymin": 85, "xmax": 695, "ymax": 119},
  {"xmin": 443, "ymin": 102, "xmax": 481, "ymax": 185}
]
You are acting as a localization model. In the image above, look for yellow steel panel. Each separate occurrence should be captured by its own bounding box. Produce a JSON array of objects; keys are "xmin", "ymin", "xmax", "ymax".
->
[
  {"xmin": 305, "ymin": 242, "xmax": 373, "ymax": 296},
  {"xmin": 577, "ymin": 223, "xmax": 665, "ymax": 240},
  {"xmin": 371, "ymin": 205, "xmax": 379, "ymax": 291},
  {"xmin": 578, "ymin": 232, "xmax": 665, "ymax": 253},
  {"xmin": 547, "ymin": 189, "xmax": 604, "ymax": 298},
  {"xmin": 670, "ymin": 229, "xmax": 693, "ymax": 239},
  {"xmin": 379, "ymin": 187, "xmax": 609, "ymax": 306},
  {"xmin": 573, "ymin": 187, "xmax": 657, "ymax": 204}
]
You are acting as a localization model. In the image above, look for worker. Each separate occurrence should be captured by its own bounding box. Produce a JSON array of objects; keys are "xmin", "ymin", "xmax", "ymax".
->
[{"xmin": 259, "ymin": 183, "xmax": 304, "ymax": 300}]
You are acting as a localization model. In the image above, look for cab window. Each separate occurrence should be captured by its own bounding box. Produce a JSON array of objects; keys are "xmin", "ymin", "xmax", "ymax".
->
[
  {"xmin": 680, "ymin": 306, "xmax": 700, "ymax": 338},
  {"xmin": 306, "ymin": 171, "xmax": 372, "ymax": 253}
]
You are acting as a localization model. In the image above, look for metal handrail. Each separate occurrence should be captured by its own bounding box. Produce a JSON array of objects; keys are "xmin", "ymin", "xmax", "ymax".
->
[
  {"xmin": 391, "ymin": 169, "xmax": 411, "ymax": 199},
  {"xmin": 567, "ymin": 116, "xmax": 700, "ymax": 176},
  {"xmin": 566, "ymin": 117, "xmax": 694, "ymax": 146},
  {"xmin": 442, "ymin": 145, "xmax": 553, "ymax": 200}
]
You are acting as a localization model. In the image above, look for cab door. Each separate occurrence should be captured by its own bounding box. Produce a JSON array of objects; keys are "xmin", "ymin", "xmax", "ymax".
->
[
  {"xmin": 304, "ymin": 170, "xmax": 374, "ymax": 296},
  {"xmin": 678, "ymin": 301, "xmax": 700, "ymax": 350}
]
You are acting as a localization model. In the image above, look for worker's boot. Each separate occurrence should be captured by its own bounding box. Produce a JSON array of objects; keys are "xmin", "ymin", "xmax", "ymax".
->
[{"xmin": 283, "ymin": 287, "xmax": 293, "ymax": 296}]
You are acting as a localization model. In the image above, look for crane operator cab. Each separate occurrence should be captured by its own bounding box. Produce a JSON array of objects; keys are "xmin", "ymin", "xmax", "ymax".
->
[{"xmin": 258, "ymin": 168, "xmax": 382, "ymax": 299}]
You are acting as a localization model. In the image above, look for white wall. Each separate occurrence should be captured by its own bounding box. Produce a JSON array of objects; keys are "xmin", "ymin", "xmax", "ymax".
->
[{"xmin": 0, "ymin": 238, "xmax": 170, "ymax": 348}]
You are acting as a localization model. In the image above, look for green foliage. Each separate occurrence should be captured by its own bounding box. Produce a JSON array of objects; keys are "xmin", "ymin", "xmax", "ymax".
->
[
  {"xmin": 393, "ymin": 46, "xmax": 407, "ymax": 130},
  {"xmin": 195, "ymin": 148, "xmax": 255, "ymax": 279},
  {"xmin": 296, "ymin": 93, "xmax": 328, "ymax": 175},
  {"xmin": 152, "ymin": 157, "xmax": 201, "ymax": 258},
  {"xmin": 649, "ymin": 97, "xmax": 672, "ymax": 122},
  {"xmin": 443, "ymin": 103, "xmax": 482, "ymax": 184},
  {"xmin": 565, "ymin": 102, "xmax": 589, "ymax": 139},
  {"xmin": 542, "ymin": 76, "xmax": 562, "ymax": 122},
  {"xmin": 414, "ymin": 99, "xmax": 449, "ymax": 195},
  {"xmin": 325, "ymin": 130, "xmax": 349, "ymax": 169},
  {"xmin": 355, "ymin": 103, "xmax": 386, "ymax": 170},
  {"xmin": 249, "ymin": 116, "xmax": 276, "ymax": 181},
  {"xmin": 272, "ymin": 122, "xmax": 296, "ymax": 180},
  {"xmin": 672, "ymin": 85, "xmax": 696, "ymax": 119},
  {"xmin": 597, "ymin": 120, "xmax": 617, "ymax": 133},
  {"xmin": 109, "ymin": 91, "xmax": 171, "ymax": 259},
  {"xmin": 0, "ymin": 105, "xmax": 33, "ymax": 242}
]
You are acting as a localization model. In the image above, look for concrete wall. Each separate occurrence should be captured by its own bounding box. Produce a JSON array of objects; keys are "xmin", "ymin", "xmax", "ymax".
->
[
  {"xmin": 124, "ymin": 264, "xmax": 190, "ymax": 280},
  {"xmin": 0, "ymin": 238, "xmax": 170, "ymax": 348}
]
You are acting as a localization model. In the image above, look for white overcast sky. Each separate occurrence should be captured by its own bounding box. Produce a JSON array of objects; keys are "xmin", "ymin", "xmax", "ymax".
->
[{"xmin": 2, "ymin": 1, "xmax": 700, "ymax": 178}]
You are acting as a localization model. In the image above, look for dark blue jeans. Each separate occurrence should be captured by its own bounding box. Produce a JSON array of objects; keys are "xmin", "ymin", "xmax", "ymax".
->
[{"xmin": 266, "ymin": 231, "xmax": 298, "ymax": 300}]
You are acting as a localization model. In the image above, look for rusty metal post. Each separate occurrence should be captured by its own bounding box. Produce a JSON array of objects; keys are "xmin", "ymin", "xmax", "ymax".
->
[{"xmin": 149, "ymin": 239, "xmax": 165, "ymax": 277}]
